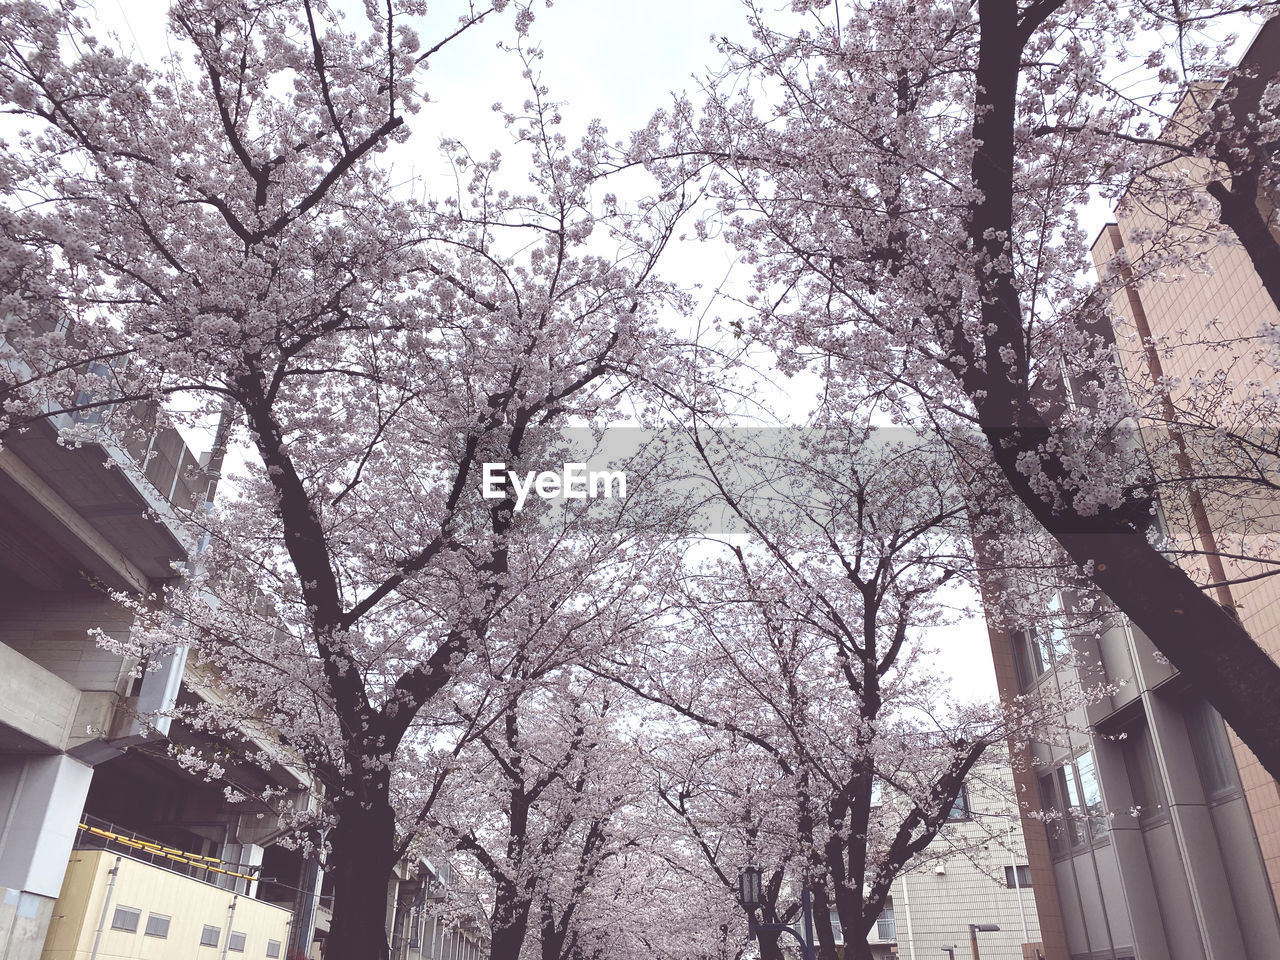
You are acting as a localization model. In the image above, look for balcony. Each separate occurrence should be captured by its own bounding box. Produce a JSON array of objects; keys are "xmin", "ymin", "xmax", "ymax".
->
[{"xmin": 830, "ymin": 907, "xmax": 897, "ymax": 946}]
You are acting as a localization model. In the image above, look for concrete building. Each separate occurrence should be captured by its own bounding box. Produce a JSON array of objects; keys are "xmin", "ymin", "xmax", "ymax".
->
[
  {"xmin": 0, "ymin": 335, "xmax": 482, "ymax": 959},
  {"xmin": 878, "ymin": 765, "xmax": 1042, "ymax": 960},
  {"xmin": 983, "ymin": 20, "xmax": 1280, "ymax": 960},
  {"xmin": 0, "ymin": 373, "xmax": 329, "ymax": 960},
  {"xmin": 986, "ymin": 588, "xmax": 1280, "ymax": 960},
  {"xmin": 822, "ymin": 764, "xmax": 1044, "ymax": 960}
]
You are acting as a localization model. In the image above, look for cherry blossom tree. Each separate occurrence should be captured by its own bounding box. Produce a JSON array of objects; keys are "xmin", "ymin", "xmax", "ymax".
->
[
  {"xmin": 0, "ymin": 3, "xmax": 696, "ymax": 957},
  {"xmin": 434, "ymin": 673, "xmax": 644, "ymax": 960},
  {"xmin": 601, "ymin": 427, "xmax": 1053, "ymax": 960},
  {"xmin": 641, "ymin": 0, "xmax": 1280, "ymax": 780}
]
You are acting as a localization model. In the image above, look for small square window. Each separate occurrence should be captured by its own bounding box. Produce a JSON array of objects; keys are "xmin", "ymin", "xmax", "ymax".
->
[
  {"xmin": 947, "ymin": 787, "xmax": 970, "ymax": 821},
  {"xmin": 266, "ymin": 940, "xmax": 282, "ymax": 959},
  {"xmin": 111, "ymin": 906, "xmax": 141, "ymax": 933},
  {"xmin": 201, "ymin": 925, "xmax": 221, "ymax": 947},
  {"xmin": 229, "ymin": 931, "xmax": 247, "ymax": 953},
  {"xmin": 145, "ymin": 913, "xmax": 171, "ymax": 938},
  {"xmin": 1005, "ymin": 864, "xmax": 1032, "ymax": 888}
]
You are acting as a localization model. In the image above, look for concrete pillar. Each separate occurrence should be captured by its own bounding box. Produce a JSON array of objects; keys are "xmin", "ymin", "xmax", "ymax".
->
[
  {"xmin": 0, "ymin": 753, "xmax": 93, "ymax": 897},
  {"xmin": 288, "ymin": 844, "xmax": 323, "ymax": 960},
  {"xmin": 238, "ymin": 842, "xmax": 265, "ymax": 898},
  {"xmin": 0, "ymin": 753, "xmax": 93, "ymax": 960},
  {"xmin": 1091, "ymin": 728, "xmax": 1172, "ymax": 960},
  {"xmin": 1147, "ymin": 693, "xmax": 1251, "ymax": 960}
]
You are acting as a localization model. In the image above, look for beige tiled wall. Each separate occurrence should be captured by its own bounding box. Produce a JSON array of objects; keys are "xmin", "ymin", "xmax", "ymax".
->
[{"xmin": 1092, "ymin": 186, "xmax": 1280, "ymax": 912}]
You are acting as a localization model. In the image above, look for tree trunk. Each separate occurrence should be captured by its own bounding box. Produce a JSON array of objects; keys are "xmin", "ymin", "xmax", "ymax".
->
[
  {"xmin": 986, "ymin": 430, "xmax": 1280, "ymax": 775},
  {"xmin": 539, "ymin": 900, "xmax": 566, "ymax": 960},
  {"xmin": 756, "ymin": 931, "xmax": 785, "ymax": 960},
  {"xmin": 1208, "ymin": 177, "xmax": 1280, "ymax": 314},
  {"xmin": 966, "ymin": 0, "xmax": 1280, "ymax": 783},
  {"xmin": 325, "ymin": 788, "xmax": 398, "ymax": 960},
  {"xmin": 842, "ymin": 937, "xmax": 875, "ymax": 960},
  {"xmin": 809, "ymin": 883, "xmax": 840, "ymax": 960},
  {"xmin": 489, "ymin": 884, "xmax": 533, "ymax": 960}
]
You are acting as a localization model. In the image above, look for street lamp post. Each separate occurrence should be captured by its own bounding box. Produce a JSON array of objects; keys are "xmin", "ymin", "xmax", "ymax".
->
[
  {"xmin": 737, "ymin": 867, "xmax": 817, "ymax": 960},
  {"xmin": 968, "ymin": 924, "xmax": 1000, "ymax": 960}
]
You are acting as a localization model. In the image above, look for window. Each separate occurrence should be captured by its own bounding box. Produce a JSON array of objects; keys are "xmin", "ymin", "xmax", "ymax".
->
[
  {"xmin": 201, "ymin": 925, "xmax": 221, "ymax": 948},
  {"xmin": 1056, "ymin": 765, "xmax": 1088, "ymax": 847},
  {"xmin": 1039, "ymin": 751, "xmax": 1109, "ymax": 857},
  {"xmin": 1013, "ymin": 593, "xmax": 1070, "ymax": 691},
  {"xmin": 145, "ymin": 914, "xmax": 171, "ymax": 938},
  {"xmin": 948, "ymin": 786, "xmax": 970, "ymax": 821},
  {"xmin": 229, "ymin": 931, "xmax": 247, "ymax": 953},
  {"xmin": 111, "ymin": 906, "xmax": 141, "ymax": 933},
  {"xmin": 1121, "ymin": 718, "xmax": 1167, "ymax": 824},
  {"xmin": 1187, "ymin": 700, "xmax": 1238, "ymax": 798},
  {"xmin": 266, "ymin": 941, "xmax": 282, "ymax": 959},
  {"xmin": 876, "ymin": 905, "xmax": 896, "ymax": 941},
  {"xmin": 1075, "ymin": 751, "xmax": 1109, "ymax": 842},
  {"xmin": 1037, "ymin": 772, "xmax": 1067, "ymax": 857},
  {"xmin": 1012, "ymin": 629, "xmax": 1050, "ymax": 690},
  {"xmin": 1005, "ymin": 865, "xmax": 1032, "ymax": 888}
]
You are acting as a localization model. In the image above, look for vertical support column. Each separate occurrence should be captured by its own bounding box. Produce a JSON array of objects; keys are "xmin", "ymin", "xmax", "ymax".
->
[
  {"xmin": 241, "ymin": 844, "xmax": 264, "ymax": 899},
  {"xmin": 0, "ymin": 754, "xmax": 94, "ymax": 898},
  {"xmin": 1146, "ymin": 693, "xmax": 1249, "ymax": 960},
  {"xmin": 0, "ymin": 753, "xmax": 94, "ymax": 960},
  {"xmin": 287, "ymin": 839, "xmax": 322, "ymax": 960}
]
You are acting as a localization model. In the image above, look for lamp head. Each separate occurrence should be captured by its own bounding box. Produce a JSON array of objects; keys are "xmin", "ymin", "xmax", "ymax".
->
[{"xmin": 737, "ymin": 866, "xmax": 763, "ymax": 911}]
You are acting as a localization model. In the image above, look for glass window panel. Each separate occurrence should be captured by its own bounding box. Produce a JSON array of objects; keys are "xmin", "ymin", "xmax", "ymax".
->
[
  {"xmin": 1038, "ymin": 772, "xmax": 1067, "ymax": 857},
  {"xmin": 145, "ymin": 914, "xmax": 170, "ymax": 938},
  {"xmin": 1005, "ymin": 865, "xmax": 1032, "ymax": 887},
  {"xmin": 1033, "ymin": 631, "xmax": 1053, "ymax": 670},
  {"xmin": 1057, "ymin": 765, "xmax": 1087, "ymax": 847},
  {"xmin": 201, "ymin": 925, "xmax": 220, "ymax": 948},
  {"xmin": 1046, "ymin": 592, "xmax": 1068, "ymax": 657},
  {"xmin": 1013, "ymin": 632, "xmax": 1035, "ymax": 690},
  {"xmin": 266, "ymin": 942, "xmax": 282, "ymax": 959},
  {"xmin": 1122, "ymin": 722, "xmax": 1167, "ymax": 824},
  {"xmin": 229, "ymin": 931, "xmax": 246, "ymax": 953},
  {"xmin": 1075, "ymin": 751, "xmax": 1109, "ymax": 840},
  {"xmin": 1187, "ymin": 700, "xmax": 1237, "ymax": 797},
  {"xmin": 111, "ymin": 906, "xmax": 140, "ymax": 933}
]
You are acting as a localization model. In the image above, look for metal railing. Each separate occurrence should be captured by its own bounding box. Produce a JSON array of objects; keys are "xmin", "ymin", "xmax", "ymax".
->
[{"xmin": 73, "ymin": 813, "xmax": 261, "ymax": 891}]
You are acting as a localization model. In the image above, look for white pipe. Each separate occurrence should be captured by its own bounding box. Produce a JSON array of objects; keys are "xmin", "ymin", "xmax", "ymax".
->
[
  {"xmin": 220, "ymin": 895, "xmax": 239, "ymax": 960},
  {"xmin": 901, "ymin": 872, "xmax": 917, "ymax": 960},
  {"xmin": 88, "ymin": 856, "xmax": 122, "ymax": 960},
  {"xmin": 1006, "ymin": 816, "xmax": 1030, "ymax": 943}
]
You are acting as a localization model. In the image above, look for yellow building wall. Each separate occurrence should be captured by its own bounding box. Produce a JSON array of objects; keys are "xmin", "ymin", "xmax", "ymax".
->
[{"xmin": 42, "ymin": 850, "xmax": 291, "ymax": 960}]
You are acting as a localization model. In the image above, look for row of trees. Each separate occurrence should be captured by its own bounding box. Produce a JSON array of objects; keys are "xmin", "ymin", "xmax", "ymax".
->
[{"xmin": 2, "ymin": 0, "xmax": 1277, "ymax": 958}]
